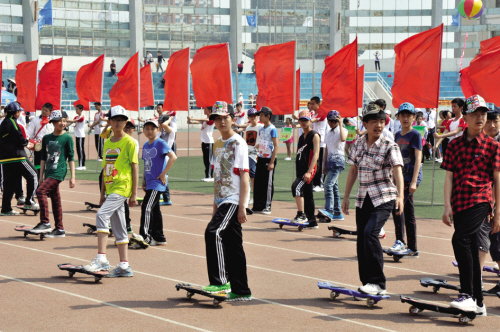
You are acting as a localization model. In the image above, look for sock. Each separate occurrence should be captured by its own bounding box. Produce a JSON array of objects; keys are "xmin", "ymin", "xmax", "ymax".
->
[
  {"xmin": 118, "ymin": 261, "xmax": 129, "ymax": 269},
  {"xmin": 298, "ymin": 211, "xmax": 303, "ymax": 215},
  {"xmin": 97, "ymin": 253, "xmax": 106, "ymax": 261}
]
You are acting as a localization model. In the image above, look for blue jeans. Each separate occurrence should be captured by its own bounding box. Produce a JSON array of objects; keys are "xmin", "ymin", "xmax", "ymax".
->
[{"xmin": 324, "ymin": 167, "xmax": 343, "ymax": 214}]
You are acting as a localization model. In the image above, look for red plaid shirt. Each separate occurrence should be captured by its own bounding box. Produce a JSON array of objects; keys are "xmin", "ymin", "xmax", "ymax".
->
[{"xmin": 441, "ymin": 129, "xmax": 500, "ymax": 214}]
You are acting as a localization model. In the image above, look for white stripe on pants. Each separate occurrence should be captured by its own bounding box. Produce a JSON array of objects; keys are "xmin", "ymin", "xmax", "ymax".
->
[
  {"xmin": 215, "ymin": 204, "xmax": 237, "ymax": 285},
  {"xmin": 96, "ymin": 193, "xmax": 128, "ymax": 244}
]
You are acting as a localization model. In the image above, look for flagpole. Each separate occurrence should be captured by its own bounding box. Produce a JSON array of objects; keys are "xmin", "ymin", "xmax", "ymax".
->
[
  {"xmin": 292, "ymin": 37, "xmax": 297, "ymax": 180},
  {"xmin": 187, "ymin": 48, "xmax": 191, "ymax": 182},
  {"xmin": 431, "ymin": 24, "xmax": 443, "ymax": 208},
  {"xmin": 312, "ymin": 1, "xmax": 315, "ymax": 96}
]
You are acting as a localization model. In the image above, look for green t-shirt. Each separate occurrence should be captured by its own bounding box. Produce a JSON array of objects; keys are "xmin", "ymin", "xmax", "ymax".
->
[
  {"xmin": 41, "ymin": 133, "xmax": 75, "ymax": 181},
  {"xmin": 102, "ymin": 134, "xmax": 139, "ymax": 197}
]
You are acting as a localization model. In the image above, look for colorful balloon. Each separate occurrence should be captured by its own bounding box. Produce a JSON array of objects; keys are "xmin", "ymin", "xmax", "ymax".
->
[{"xmin": 458, "ymin": 0, "xmax": 484, "ymax": 20}]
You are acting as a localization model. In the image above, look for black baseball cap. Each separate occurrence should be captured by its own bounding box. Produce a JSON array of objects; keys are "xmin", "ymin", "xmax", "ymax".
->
[{"xmin": 257, "ymin": 106, "xmax": 273, "ymax": 117}]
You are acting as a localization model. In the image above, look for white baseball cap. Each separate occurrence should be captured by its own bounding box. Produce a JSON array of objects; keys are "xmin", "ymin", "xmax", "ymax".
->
[
  {"xmin": 49, "ymin": 110, "xmax": 63, "ymax": 123},
  {"xmin": 107, "ymin": 105, "xmax": 129, "ymax": 120}
]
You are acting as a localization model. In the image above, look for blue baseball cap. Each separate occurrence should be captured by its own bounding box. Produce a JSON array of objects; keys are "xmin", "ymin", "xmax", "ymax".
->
[
  {"xmin": 327, "ymin": 110, "xmax": 340, "ymax": 120},
  {"xmin": 397, "ymin": 102, "xmax": 416, "ymax": 114},
  {"xmin": 4, "ymin": 101, "xmax": 22, "ymax": 113},
  {"xmin": 248, "ymin": 108, "xmax": 258, "ymax": 116}
]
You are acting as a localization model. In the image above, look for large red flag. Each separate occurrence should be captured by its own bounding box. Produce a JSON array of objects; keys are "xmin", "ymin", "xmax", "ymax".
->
[
  {"xmin": 392, "ymin": 24, "xmax": 443, "ymax": 108},
  {"xmin": 319, "ymin": 38, "xmax": 358, "ymax": 118},
  {"xmin": 140, "ymin": 64, "xmax": 154, "ymax": 108},
  {"xmin": 73, "ymin": 54, "xmax": 104, "ymax": 110},
  {"xmin": 110, "ymin": 52, "xmax": 139, "ymax": 111},
  {"xmin": 480, "ymin": 36, "xmax": 500, "ymax": 53},
  {"xmin": 254, "ymin": 41, "xmax": 295, "ymax": 115},
  {"xmin": 468, "ymin": 46, "xmax": 500, "ymax": 104},
  {"xmin": 15, "ymin": 60, "xmax": 38, "ymax": 113},
  {"xmin": 35, "ymin": 58, "xmax": 63, "ymax": 111},
  {"xmin": 358, "ymin": 65, "xmax": 364, "ymax": 108},
  {"xmin": 460, "ymin": 67, "xmax": 475, "ymax": 99},
  {"xmin": 164, "ymin": 47, "xmax": 190, "ymax": 111},
  {"xmin": 190, "ymin": 43, "xmax": 232, "ymax": 108},
  {"xmin": 295, "ymin": 68, "xmax": 300, "ymax": 111}
]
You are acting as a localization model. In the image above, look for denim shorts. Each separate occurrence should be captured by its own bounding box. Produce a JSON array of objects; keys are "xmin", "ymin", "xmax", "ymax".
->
[{"xmin": 249, "ymin": 158, "xmax": 257, "ymax": 178}]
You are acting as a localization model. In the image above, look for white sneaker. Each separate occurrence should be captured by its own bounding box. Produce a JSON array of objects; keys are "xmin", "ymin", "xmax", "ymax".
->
[
  {"xmin": 378, "ymin": 228, "xmax": 386, "ymax": 239},
  {"xmin": 248, "ymin": 198, "xmax": 253, "ymax": 205},
  {"xmin": 83, "ymin": 257, "xmax": 110, "ymax": 272},
  {"xmin": 476, "ymin": 304, "xmax": 487, "ymax": 317},
  {"xmin": 358, "ymin": 283, "xmax": 386, "ymax": 295},
  {"xmin": 98, "ymin": 158, "xmax": 103, "ymax": 162},
  {"xmin": 76, "ymin": 166, "xmax": 86, "ymax": 170},
  {"xmin": 494, "ymin": 263, "xmax": 499, "ymax": 271},
  {"xmin": 313, "ymin": 186, "xmax": 323, "ymax": 192},
  {"xmin": 284, "ymin": 157, "xmax": 291, "ymax": 161},
  {"xmin": 150, "ymin": 238, "xmax": 167, "ymax": 246},
  {"xmin": 201, "ymin": 178, "xmax": 214, "ymax": 182},
  {"xmin": 450, "ymin": 294, "xmax": 476, "ymax": 312}
]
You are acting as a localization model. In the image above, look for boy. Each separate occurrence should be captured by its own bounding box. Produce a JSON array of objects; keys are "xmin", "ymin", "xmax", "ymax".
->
[
  {"xmin": 342, "ymin": 104, "xmax": 404, "ymax": 295},
  {"xmin": 133, "ymin": 118, "xmax": 177, "ymax": 248},
  {"xmin": 441, "ymin": 95, "xmax": 500, "ymax": 315},
  {"xmin": 66, "ymin": 104, "xmax": 86, "ymax": 170},
  {"xmin": 88, "ymin": 102, "xmax": 106, "ymax": 160},
  {"xmin": 27, "ymin": 103, "xmax": 54, "ymax": 181},
  {"xmin": 187, "ymin": 107, "xmax": 214, "ymax": 182},
  {"xmin": 84, "ymin": 106, "xmax": 139, "ymax": 277},
  {"xmin": 0, "ymin": 102, "xmax": 39, "ymax": 215},
  {"xmin": 253, "ymin": 107, "xmax": 278, "ymax": 214},
  {"xmin": 203, "ymin": 101, "xmax": 251, "ymax": 301},
  {"xmin": 291, "ymin": 110, "xmax": 320, "ymax": 228},
  {"xmin": 389, "ymin": 103, "xmax": 422, "ymax": 257},
  {"xmin": 234, "ymin": 103, "xmax": 246, "ymax": 136},
  {"xmin": 322, "ymin": 110, "xmax": 347, "ymax": 221},
  {"xmin": 310, "ymin": 97, "xmax": 327, "ymax": 192},
  {"xmin": 30, "ymin": 111, "xmax": 75, "ymax": 237},
  {"xmin": 157, "ymin": 113, "xmax": 175, "ymax": 205},
  {"xmin": 434, "ymin": 98, "xmax": 467, "ymax": 149}
]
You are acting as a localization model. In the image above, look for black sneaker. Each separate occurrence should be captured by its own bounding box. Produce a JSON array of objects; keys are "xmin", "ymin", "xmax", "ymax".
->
[
  {"xmin": 45, "ymin": 228, "xmax": 66, "ymax": 238},
  {"xmin": 304, "ymin": 221, "xmax": 319, "ymax": 229},
  {"xmin": 262, "ymin": 207, "xmax": 272, "ymax": 215},
  {"xmin": 292, "ymin": 213, "xmax": 308, "ymax": 224},
  {"xmin": 30, "ymin": 222, "xmax": 51, "ymax": 233},
  {"xmin": 126, "ymin": 225, "xmax": 133, "ymax": 234}
]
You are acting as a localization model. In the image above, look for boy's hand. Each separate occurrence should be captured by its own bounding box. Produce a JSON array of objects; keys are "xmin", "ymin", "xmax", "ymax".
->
[
  {"xmin": 409, "ymin": 181, "xmax": 417, "ymax": 193},
  {"xmin": 238, "ymin": 206, "xmax": 247, "ymax": 224},
  {"xmin": 129, "ymin": 194, "xmax": 137, "ymax": 208},
  {"xmin": 99, "ymin": 195, "xmax": 106, "ymax": 206},
  {"xmin": 267, "ymin": 162, "xmax": 274, "ymax": 171},
  {"xmin": 303, "ymin": 172, "xmax": 312, "ymax": 183},
  {"xmin": 142, "ymin": 180, "xmax": 146, "ymax": 192},
  {"xmin": 69, "ymin": 177, "xmax": 75, "ymax": 188},
  {"xmin": 492, "ymin": 214, "xmax": 500, "ymax": 234},
  {"xmin": 442, "ymin": 207, "xmax": 453, "ymax": 227},
  {"xmin": 342, "ymin": 198, "xmax": 350, "ymax": 215},
  {"xmin": 395, "ymin": 196, "xmax": 404, "ymax": 216},
  {"xmin": 433, "ymin": 133, "xmax": 439, "ymax": 139},
  {"xmin": 157, "ymin": 173, "xmax": 167, "ymax": 185}
]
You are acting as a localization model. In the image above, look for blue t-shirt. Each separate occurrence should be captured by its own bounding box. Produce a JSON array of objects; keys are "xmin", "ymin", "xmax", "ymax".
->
[
  {"xmin": 395, "ymin": 129, "xmax": 422, "ymax": 185},
  {"xmin": 142, "ymin": 138, "xmax": 172, "ymax": 192},
  {"xmin": 257, "ymin": 124, "xmax": 278, "ymax": 158}
]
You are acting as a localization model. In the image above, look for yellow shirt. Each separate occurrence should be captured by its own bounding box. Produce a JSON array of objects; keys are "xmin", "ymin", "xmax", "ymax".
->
[
  {"xmin": 101, "ymin": 135, "xmax": 138, "ymax": 197},
  {"xmin": 100, "ymin": 127, "xmax": 112, "ymax": 139}
]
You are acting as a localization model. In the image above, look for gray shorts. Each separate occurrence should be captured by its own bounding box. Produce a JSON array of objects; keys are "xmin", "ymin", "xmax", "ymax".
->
[
  {"xmin": 478, "ymin": 219, "xmax": 491, "ymax": 253},
  {"xmin": 96, "ymin": 193, "xmax": 129, "ymax": 244}
]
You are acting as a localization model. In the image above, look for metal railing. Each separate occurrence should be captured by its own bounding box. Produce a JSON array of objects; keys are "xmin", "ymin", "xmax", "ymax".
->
[
  {"xmin": 363, "ymin": 81, "xmax": 378, "ymax": 102},
  {"xmin": 377, "ymin": 72, "xmax": 393, "ymax": 99}
]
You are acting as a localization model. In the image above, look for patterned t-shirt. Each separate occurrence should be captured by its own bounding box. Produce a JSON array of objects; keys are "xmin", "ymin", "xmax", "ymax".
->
[
  {"xmin": 211, "ymin": 134, "xmax": 249, "ymax": 207},
  {"xmin": 257, "ymin": 124, "xmax": 278, "ymax": 158},
  {"xmin": 102, "ymin": 135, "xmax": 139, "ymax": 197},
  {"xmin": 142, "ymin": 138, "xmax": 171, "ymax": 192},
  {"xmin": 41, "ymin": 133, "xmax": 75, "ymax": 181}
]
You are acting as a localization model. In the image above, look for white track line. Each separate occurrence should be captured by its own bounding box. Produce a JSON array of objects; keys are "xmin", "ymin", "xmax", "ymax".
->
[
  {"xmin": 0, "ymin": 241, "xmax": 396, "ymax": 331},
  {"xmin": 0, "ymin": 273, "xmax": 211, "ymax": 332}
]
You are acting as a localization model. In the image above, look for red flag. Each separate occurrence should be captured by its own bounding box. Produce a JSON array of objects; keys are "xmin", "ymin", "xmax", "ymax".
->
[
  {"xmin": 480, "ymin": 36, "xmax": 500, "ymax": 53},
  {"xmin": 15, "ymin": 60, "xmax": 38, "ymax": 113},
  {"xmin": 468, "ymin": 47, "xmax": 500, "ymax": 104},
  {"xmin": 319, "ymin": 38, "xmax": 358, "ymax": 118},
  {"xmin": 392, "ymin": 24, "xmax": 443, "ymax": 108},
  {"xmin": 35, "ymin": 58, "xmax": 63, "ymax": 111},
  {"xmin": 190, "ymin": 43, "xmax": 232, "ymax": 108},
  {"xmin": 460, "ymin": 67, "xmax": 475, "ymax": 99},
  {"xmin": 73, "ymin": 54, "xmax": 104, "ymax": 110},
  {"xmin": 295, "ymin": 68, "xmax": 300, "ymax": 111},
  {"xmin": 110, "ymin": 52, "xmax": 139, "ymax": 111},
  {"xmin": 140, "ymin": 64, "xmax": 154, "ymax": 108},
  {"xmin": 164, "ymin": 47, "xmax": 190, "ymax": 111},
  {"xmin": 254, "ymin": 41, "xmax": 295, "ymax": 115},
  {"xmin": 358, "ymin": 65, "xmax": 364, "ymax": 108}
]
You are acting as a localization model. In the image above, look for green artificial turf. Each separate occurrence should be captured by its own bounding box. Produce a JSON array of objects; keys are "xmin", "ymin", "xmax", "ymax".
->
[{"xmin": 73, "ymin": 153, "xmax": 446, "ymax": 220}]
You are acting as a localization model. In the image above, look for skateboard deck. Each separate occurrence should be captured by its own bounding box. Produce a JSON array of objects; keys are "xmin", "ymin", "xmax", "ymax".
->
[
  {"xmin": 383, "ymin": 248, "xmax": 417, "ymax": 262},
  {"xmin": 58, "ymin": 263, "xmax": 109, "ymax": 282},
  {"xmin": 400, "ymin": 295, "xmax": 476, "ymax": 325},
  {"xmin": 271, "ymin": 218, "xmax": 308, "ymax": 231},
  {"xmin": 85, "ymin": 202, "xmax": 101, "ymax": 211},
  {"xmin": 318, "ymin": 281, "xmax": 389, "ymax": 307},
  {"xmin": 175, "ymin": 283, "xmax": 228, "ymax": 306},
  {"xmin": 420, "ymin": 278, "xmax": 460, "ymax": 293},
  {"xmin": 327, "ymin": 226, "xmax": 357, "ymax": 238},
  {"xmin": 17, "ymin": 207, "xmax": 40, "ymax": 216},
  {"xmin": 14, "ymin": 225, "xmax": 49, "ymax": 240},
  {"xmin": 82, "ymin": 223, "xmax": 113, "ymax": 236},
  {"xmin": 483, "ymin": 266, "xmax": 500, "ymax": 276}
]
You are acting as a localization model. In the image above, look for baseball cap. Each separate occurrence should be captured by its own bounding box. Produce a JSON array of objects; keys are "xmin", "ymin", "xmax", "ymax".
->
[
  {"xmin": 126, "ymin": 118, "xmax": 135, "ymax": 127},
  {"xmin": 4, "ymin": 101, "xmax": 22, "ymax": 113},
  {"xmin": 327, "ymin": 110, "xmax": 340, "ymax": 120},
  {"xmin": 362, "ymin": 104, "xmax": 382, "ymax": 117},
  {"xmin": 299, "ymin": 110, "xmax": 312, "ymax": 121},
  {"xmin": 465, "ymin": 95, "xmax": 489, "ymax": 114},
  {"xmin": 248, "ymin": 108, "xmax": 258, "ymax": 116},
  {"xmin": 397, "ymin": 102, "xmax": 416, "ymax": 114},
  {"xmin": 209, "ymin": 101, "xmax": 232, "ymax": 120},
  {"xmin": 49, "ymin": 110, "xmax": 63, "ymax": 123},
  {"xmin": 257, "ymin": 106, "xmax": 273, "ymax": 117},
  {"xmin": 107, "ymin": 105, "xmax": 129, "ymax": 120},
  {"xmin": 144, "ymin": 118, "xmax": 159, "ymax": 128}
]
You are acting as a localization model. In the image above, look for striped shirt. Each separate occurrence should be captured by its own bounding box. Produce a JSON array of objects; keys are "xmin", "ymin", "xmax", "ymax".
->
[{"xmin": 347, "ymin": 134, "xmax": 404, "ymax": 208}]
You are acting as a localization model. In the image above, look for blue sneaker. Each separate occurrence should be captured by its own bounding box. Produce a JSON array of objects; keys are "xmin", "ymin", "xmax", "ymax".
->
[
  {"xmin": 107, "ymin": 265, "xmax": 133, "ymax": 278},
  {"xmin": 159, "ymin": 201, "xmax": 172, "ymax": 206},
  {"xmin": 398, "ymin": 248, "xmax": 419, "ymax": 257},
  {"xmin": 331, "ymin": 213, "xmax": 344, "ymax": 220},
  {"xmin": 389, "ymin": 240, "xmax": 405, "ymax": 252}
]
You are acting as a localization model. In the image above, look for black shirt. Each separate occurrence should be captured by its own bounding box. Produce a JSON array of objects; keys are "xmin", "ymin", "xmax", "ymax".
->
[
  {"xmin": 158, "ymin": 55, "xmax": 163, "ymax": 63},
  {"xmin": 296, "ymin": 130, "xmax": 318, "ymax": 178}
]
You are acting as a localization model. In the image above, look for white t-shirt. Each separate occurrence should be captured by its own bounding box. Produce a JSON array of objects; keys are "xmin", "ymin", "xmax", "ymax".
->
[
  {"xmin": 423, "ymin": 110, "xmax": 436, "ymax": 130},
  {"xmin": 200, "ymin": 120, "xmax": 214, "ymax": 144},
  {"xmin": 394, "ymin": 119, "xmax": 402, "ymax": 134},
  {"xmin": 18, "ymin": 111, "xmax": 26, "ymax": 128},
  {"xmin": 382, "ymin": 128, "xmax": 394, "ymax": 141},
  {"xmin": 93, "ymin": 111, "xmax": 107, "ymax": 134},
  {"xmin": 235, "ymin": 111, "xmax": 246, "ymax": 126},
  {"xmin": 448, "ymin": 116, "xmax": 466, "ymax": 141},
  {"xmin": 311, "ymin": 116, "xmax": 327, "ymax": 148},
  {"xmin": 244, "ymin": 123, "xmax": 263, "ymax": 161},
  {"xmin": 212, "ymin": 134, "xmax": 249, "ymax": 208},
  {"xmin": 73, "ymin": 114, "xmax": 86, "ymax": 138},
  {"xmin": 325, "ymin": 126, "xmax": 347, "ymax": 169}
]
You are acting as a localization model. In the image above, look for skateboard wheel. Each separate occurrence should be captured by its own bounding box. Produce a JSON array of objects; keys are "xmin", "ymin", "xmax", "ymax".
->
[
  {"xmin": 213, "ymin": 299, "xmax": 220, "ymax": 307},
  {"xmin": 334, "ymin": 232, "xmax": 341, "ymax": 238},
  {"xmin": 393, "ymin": 256, "xmax": 401, "ymax": 262},
  {"xmin": 187, "ymin": 292, "xmax": 193, "ymax": 299},
  {"xmin": 432, "ymin": 286, "xmax": 439, "ymax": 293},
  {"xmin": 24, "ymin": 233, "xmax": 27, "ymax": 238},
  {"xmin": 329, "ymin": 291, "xmax": 339, "ymax": 300},
  {"xmin": 35, "ymin": 211, "xmax": 39, "ymax": 216},
  {"xmin": 175, "ymin": 286, "xmax": 180, "ymax": 291},
  {"xmin": 298, "ymin": 226, "xmax": 303, "ymax": 231},
  {"xmin": 279, "ymin": 224, "xmax": 283, "ymax": 229},
  {"xmin": 68, "ymin": 272, "xmax": 75, "ymax": 278},
  {"xmin": 87, "ymin": 206, "xmax": 92, "ymax": 211},
  {"xmin": 366, "ymin": 299, "xmax": 375, "ymax": 307},
  {"xmin": 94, "ymin": 277, "xmax": 101, "ymax": 283},
  {"xmin": 459, "ymin": 315, "xmax": 469, "ymax": 325},
  {"xmin": 409, "ymin": 306, "xmax": 419, "ymax": 315},
  {"xmin": 87, "ymin": 228, "xmax": 93, "ymax": 234}
]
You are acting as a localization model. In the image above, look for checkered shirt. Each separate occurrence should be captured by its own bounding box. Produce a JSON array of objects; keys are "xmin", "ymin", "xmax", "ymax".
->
[
  {"xmin": 347, "ymin": 135, "xmax": 404, "ymax": 208},
  {"xmin": 441, "ymin": 129, "xmax": 500, "ymax": 214}
]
